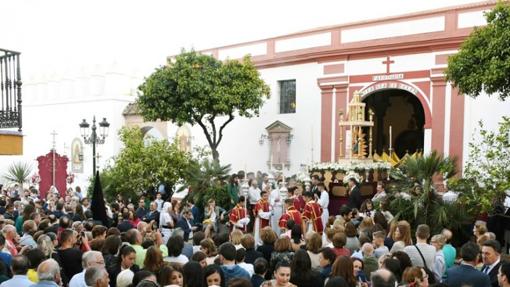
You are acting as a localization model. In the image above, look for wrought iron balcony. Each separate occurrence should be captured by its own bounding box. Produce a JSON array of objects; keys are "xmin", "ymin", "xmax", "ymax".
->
[{"xmin": 0, "ymin": 48, "xmax": 22, "ymax": 131}]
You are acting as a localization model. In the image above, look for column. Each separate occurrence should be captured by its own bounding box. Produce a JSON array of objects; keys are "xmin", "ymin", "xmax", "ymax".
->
[
  {"xmin": 320, "ymin": 86, "xmax": 334, "ymax": 162},
  {"xmin": 431, "ymin": 76, "xmax": 446, "ymax": 154},
  {"xmin": 334, "ymin": 84, "xmax": 348, "ymax": 161},
  {"xmin": 449, "ymin": 87, "xmax": 465, "ymax": 170}
]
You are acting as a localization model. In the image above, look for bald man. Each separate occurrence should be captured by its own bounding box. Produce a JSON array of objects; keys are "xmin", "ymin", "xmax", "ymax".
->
[
  {"xmin": 32, "ymin": 259, "xmax": 61, "ymax": 287},
  {"xmin": 69, "ymin": 251, "xmax": 105, "ymax": 287}
]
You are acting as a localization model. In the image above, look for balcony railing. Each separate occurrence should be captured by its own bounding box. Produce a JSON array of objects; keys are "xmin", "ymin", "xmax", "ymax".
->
[{"xmin": 0, "ymin": 48, "xmax": 22, "ymax": 131}]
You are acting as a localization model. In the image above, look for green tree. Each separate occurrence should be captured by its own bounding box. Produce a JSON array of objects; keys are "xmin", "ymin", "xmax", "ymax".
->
[
  {"xmin": 2, "ymin": 161, "xmax": 32, "ymax": 185},
  {"xmin": 446, "ymin": 2, "xmax": 510, "ymax": 100},
  {"xmin": 452, "ymin": 117, "xmax": 510, "ymax": 213},
  {"xmin": 137, "ymin": 50, "xmax": 270, "ymax": 161},
  {"xmin": 182, "ymin": 158, "xmax": 232, "ymax": 211},
  {"xmin": 97, "ymin": 127, "xmax": 192, "ymax": 201}
]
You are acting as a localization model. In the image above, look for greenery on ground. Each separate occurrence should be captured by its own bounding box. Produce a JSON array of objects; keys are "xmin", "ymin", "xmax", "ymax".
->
[
  {"xmin": 446, "ymin": 2, "xmax": 510, "ymax": 100},
  {"xmin": 137, "ymin": 50, "xmax": 271, "ymax": 161},
  {"xmin": 2, "ymin": 161, "xmax": 33, "ymax": 185},
  {"xmin": 386, "ymin": 151, "xmax": 471, "ymax": 234},
  {"xmin": 449, "ymin": 117, "xmax": 510, "ymax": 215},
  {"xmin": 95, "ymin": 127, "xmax": 192, "ymax": 201},
  {"xmin": 181, "ymin": 158, "xmax": 233, "ymax": 211}
]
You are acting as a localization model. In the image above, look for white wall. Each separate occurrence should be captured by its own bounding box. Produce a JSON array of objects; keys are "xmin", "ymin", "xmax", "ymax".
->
[
  {"xmin": 166, "ymin": 62, "xmax": 324, "ymax": 177},
  {"xmin": 0, "ymin": 63, "xmax": 139, "ymax": 190},
  {"xmin": 462, "ymin": 91, "xmax": 510, "ymax": 172}
]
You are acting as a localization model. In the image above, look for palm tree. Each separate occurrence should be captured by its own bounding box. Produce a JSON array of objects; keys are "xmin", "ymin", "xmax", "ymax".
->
[
  {"xmin": 388, "ymin": 151, "xmax": 470, "ymax": 233},
  {"xmin": 183, "ymin": 158, "xmax": 232, "ymax": 210},
  {"xmin": 2, "ymin": 161, "xmax": 33, "ymax": 185}
]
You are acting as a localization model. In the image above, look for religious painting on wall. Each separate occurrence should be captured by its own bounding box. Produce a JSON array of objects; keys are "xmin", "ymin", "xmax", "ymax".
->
[
  {"xmin": 176, "ymin": 125, "xmax": 191, "ymax": 153},
  {"xmin": 71, "ymin": 138, "xmax": 84, "ymax": 173},
  {"xmin": 265, "ymin": 121, "xmax": 293, "ymax": 170}
]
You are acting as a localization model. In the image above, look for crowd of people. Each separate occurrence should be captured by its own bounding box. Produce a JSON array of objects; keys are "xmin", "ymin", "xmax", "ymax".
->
[{"xmin": 0, "ymin": 171, "xmax": 508, "ymax": 287}]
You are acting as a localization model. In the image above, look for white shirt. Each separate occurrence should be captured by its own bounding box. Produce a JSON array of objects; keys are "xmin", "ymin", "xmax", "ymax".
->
[
  {"xmin": 485, "ymin": 258, "xmax": 501, "ymax": 274},
  {"xmin": 270, "ymin": 188, "xmax": 282, "ymax": 207},
  {"xmin": 164, "ymin": 255, "xmax": 189, "ymax": 265},
  {"xmin": 69, "ymin": 271, "xmax": 86, "ymax": 287},
  {"xmin": 238, "ymin": 262, "xmax": 254, "ymax": 276},
  {"xmin": 318, "ymin": 190, "xmax": 329, "ymax": 210},
  {"xmin": 248, "ymin": 186, "xmax": 261, "ymax": 205}
]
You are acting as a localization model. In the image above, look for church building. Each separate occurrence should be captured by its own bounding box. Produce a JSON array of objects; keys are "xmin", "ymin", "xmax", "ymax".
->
[{"xmin": 144, "ymin": 0, "xmax": 508, "ymax": 175}]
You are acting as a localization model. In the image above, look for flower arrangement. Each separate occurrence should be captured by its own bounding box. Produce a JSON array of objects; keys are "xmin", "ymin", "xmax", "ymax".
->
[
  {"xmin": 310, "ymin": 161, "xmax": 392, "ymax": 173},
  {"xmin": 343, "ymin": 171, "xmax": 362, "ymax": 184}
]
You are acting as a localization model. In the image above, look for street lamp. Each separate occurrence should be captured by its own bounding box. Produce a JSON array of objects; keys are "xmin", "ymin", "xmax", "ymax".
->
[{"xmin": 79, "ymin": 116, "xmax": 110, "ymax": 176}]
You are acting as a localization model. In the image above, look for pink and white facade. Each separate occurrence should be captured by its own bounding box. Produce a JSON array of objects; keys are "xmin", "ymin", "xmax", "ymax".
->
[{"xmin": 183, "ymin": 0, "xmax": 510, "ymax": 175}]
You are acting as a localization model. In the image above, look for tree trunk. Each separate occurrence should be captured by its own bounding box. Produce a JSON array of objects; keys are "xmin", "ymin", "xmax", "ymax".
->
[{"xmin": 211, "ymin": 147, "xmax": 219, "ymax": 162}]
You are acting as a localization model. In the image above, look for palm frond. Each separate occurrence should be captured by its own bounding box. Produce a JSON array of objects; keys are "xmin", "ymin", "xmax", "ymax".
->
[{"xmin": 2, "ymin": 162, "xmax": 33, "ymax": 185}]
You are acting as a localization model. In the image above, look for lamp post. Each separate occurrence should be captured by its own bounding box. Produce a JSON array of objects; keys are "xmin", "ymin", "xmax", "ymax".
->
[{"xmin": 79, "ymin": 116, "xmax": 110, "ymax": 176}]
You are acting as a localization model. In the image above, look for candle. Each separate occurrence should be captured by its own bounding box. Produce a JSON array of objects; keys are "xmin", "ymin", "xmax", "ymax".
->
[{"xmin": 389, "ymin": 125, "xmax": 393, "ymax": 151}]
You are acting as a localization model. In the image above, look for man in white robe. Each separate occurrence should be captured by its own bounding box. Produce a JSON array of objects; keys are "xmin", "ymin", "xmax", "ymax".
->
[
  {"xmin": 270, "ymin": 181, "xmax": 286, "ymax": 236},
  {"xmin": 317, "ymin": 182, "xmax": 329, "ymax": 243}
]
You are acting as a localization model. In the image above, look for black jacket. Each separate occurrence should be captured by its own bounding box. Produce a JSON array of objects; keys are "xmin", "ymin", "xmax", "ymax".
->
[{"xmin": 348, "ymin": 185, "xmax": 362, "ymax": 209}]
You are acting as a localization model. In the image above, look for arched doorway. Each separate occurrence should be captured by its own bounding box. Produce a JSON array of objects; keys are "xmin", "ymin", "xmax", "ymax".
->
[{"xmin": 362, "ymin": 89, "xmax": 425, "ymax": 157}]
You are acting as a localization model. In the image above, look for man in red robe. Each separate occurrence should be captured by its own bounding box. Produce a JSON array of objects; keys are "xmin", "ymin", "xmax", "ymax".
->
[
  {"xmin": 302, "ymin": 191, "xmax": 323, "ymax": 234},
  {"xmin": 279, "ymin": 198, "xmax": 302, "ymax": 233},
  {"xmin": 254, "ymin": 190, "xmax": 271, "ymax": 229},
  {"xmin": 287, "ymin": 186, "xmax": 305, "ymax": 213},
  {"xmin": 229, "ymin": 196, "xmax": 249, "ymax": 232}
]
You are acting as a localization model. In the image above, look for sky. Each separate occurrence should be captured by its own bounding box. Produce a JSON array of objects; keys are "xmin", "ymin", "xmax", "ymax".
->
[{"xmin": 1, "ymin": 0, "xmax": 484, "ymax": 78}]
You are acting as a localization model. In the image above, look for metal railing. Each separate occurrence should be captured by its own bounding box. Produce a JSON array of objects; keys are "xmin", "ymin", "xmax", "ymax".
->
[{"xmin": 0, "ymin": 48, "xmax": 22, "ymax": 131}]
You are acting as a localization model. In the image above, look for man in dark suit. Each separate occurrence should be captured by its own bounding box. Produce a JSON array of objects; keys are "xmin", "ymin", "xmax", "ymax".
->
[
  {"xmin": 176, "ymin": 208, "xmax": 195, "ymax": 242},
  {"xmin": 481, "ymin": 240, "xmax": 502, "ymax": 287},
  {"xmin": 142, "ymin": 202, "xmax": 160, "ymax": 226},
  {"xmin": 311, "ymin": 175, "xmax": 320, "ymax": 198},
  {"xmin": 347, "ymin": 178, "xmax": 362, "ymax": 209},
  {"xmin": 444, "ymin": 241, "xmax": 491, "ymax": 287}
]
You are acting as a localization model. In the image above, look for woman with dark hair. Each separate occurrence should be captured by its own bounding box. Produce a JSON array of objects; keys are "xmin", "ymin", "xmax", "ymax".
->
[
  {"xmin": 102, "ymin": 235, "xmax": 122, "ymax": 277},
  {"xmin": 203, "ymin": 264, "xmax": 226, "ymax": 287},
  {"xmin": 16, "ymin": 203, "xmax": 35, "ymax": 234},
  {"xmin": 290, "ymin": 225, "xmax": 303, "ymax": 252},
  {"xmin": 324, "ymin": 276, "xmax": 349, "ymax": 287},
  {"xmin": 359, "ymin": 199, "xmax": 375, "ymax": 217},
  {"xmin": 191, "ymin": 251, "xmax": 208, "ymax": 269},
  {"xmin": 263, "ymin": 261, "xmax": 296, "ymax": 287},
  {"xmin": 183, "ymin": 261, "xmax": 204, "ymax": 287},
  {"xmin": 107, "ymin": 244, "xmax": 139, "ymax": 287},
  {"xmin": 200, "ymin": 238, "xmax": 218, "ymax": 266},
  {"xmin": 331, "ymin": 256, "xmax": 357, "ymax": 287},
  {"xmin": 74, "ymin": 204, "xmax": 86, "ymax": 222},
  {"xmin": 352, "ymin": 257, "xmax": 368, "ymax": 284},
  {"xmin": 289, "ymin": 249, "xmax": 323, "ymax": 287},
  {"xmin": 391, "ymin": 250, "xmax": 413, "ymax": 281},
  {"xmin": 168, "ymin": 263, "xmax": 184, "ymax": 286},
  {"xmin": 143, "ymin": 246, "xmax": 164, "ymax": 274},
  {"xmin": 227, "ymin": 174, "xmax": 240, "ymax": 209},
  {"xmin": 344, "ymin": 222, "xmax": 360, "ymax": 254},
  {"xmin": 158, "ymin": 265, "xmax": 175, "ymax": 287}
]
